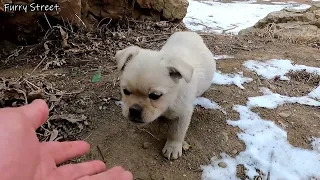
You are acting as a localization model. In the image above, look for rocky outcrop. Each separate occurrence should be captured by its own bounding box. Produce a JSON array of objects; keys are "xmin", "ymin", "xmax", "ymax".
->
[
  {"xmin": 239, "ymin": 4, "xmax": 320, "ymax": 42},
  {"xmin": 0, "ymin": 0, "xmax": 188, "ymax": 44}
]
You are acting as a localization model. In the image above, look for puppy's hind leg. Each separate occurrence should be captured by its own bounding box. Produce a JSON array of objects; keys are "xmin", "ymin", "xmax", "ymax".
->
[{"xmin": 162, "ymin": 106, "xmax": 193, "ymax": 160}]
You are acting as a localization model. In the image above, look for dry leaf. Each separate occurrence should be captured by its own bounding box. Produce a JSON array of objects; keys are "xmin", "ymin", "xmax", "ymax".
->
[
  {"xmin": 77, "ymin": 123, "xmax": 84, "ymax": 131},
  {"xmin": 44, "ymin": 41, "xmax": 50, "ymax": 57},
  {"xmin": 49, "ymin": 129, "xmax": 59, "ymax": 141},
  {"xmin": 50, "ymin": 95, "xmax": 60, "ymax": 102},
  {"xmin": 59, "ymin": 26, "xmax": 69, "ymax": 49},
  {"xmin": 51, "ymin": 114, "xmax": 87, "ymax": 123}
]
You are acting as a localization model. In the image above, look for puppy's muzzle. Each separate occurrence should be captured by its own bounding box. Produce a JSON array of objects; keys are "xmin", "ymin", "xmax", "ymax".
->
[{"xmin": 129, "ymin": 104, "xmax": 144, "ymax": 123}]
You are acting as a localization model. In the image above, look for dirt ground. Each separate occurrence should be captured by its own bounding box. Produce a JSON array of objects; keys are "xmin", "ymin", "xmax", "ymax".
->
[{"xmin": 0, "ymin": 21, "xmax": 319, "ymax": 180}]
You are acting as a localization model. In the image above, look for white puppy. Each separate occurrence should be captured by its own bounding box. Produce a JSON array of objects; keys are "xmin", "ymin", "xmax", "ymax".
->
[{"xmin": 115, "ymin": 31, "xmax": 216, "ymax": 160}]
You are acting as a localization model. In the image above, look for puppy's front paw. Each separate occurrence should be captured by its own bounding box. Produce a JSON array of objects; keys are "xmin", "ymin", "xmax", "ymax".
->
[{"xmin": 162, "ymin": 140, "xmax": 183, "ymax": 160}]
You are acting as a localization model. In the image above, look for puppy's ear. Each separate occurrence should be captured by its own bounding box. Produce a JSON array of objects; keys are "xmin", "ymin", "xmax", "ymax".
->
[
  {"xmin": 167, "ymin": 59, "xmax": 193, "ymax": 83},
  {"xmin": 115, "ymin": 46, "xmax": 140, "ymax": 71}
]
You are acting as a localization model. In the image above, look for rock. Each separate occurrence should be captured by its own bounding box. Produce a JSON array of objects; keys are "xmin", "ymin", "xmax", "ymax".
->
[
  {"xmin": 137, "ymin": 0, "xmax": 164, "ymax": 12},
  {"xmin": 218, "ymin": 162, "xmax": 227, "ymax": 168},
  {"xmin": 232, "ymin": 149, "xmax": 238, "ymax": 155},
  {"xmin": 48, "ymin": 0, "xmax": 83, "ymax": 26},
  {"xmin": 239, "ymin": 4, "xmax": 320, "ymax": 42},
  {"xmin": 182, "ymin": 141, "xmax": 191, "ymax": 151},
  {"xmin": 278, "ymin": 111, "xmax": 291, "ymax": 118},
  {"xmin": 162, "ymin": 0, "xmax": 189, "ymax": 21},
  {"xmin": 0, "ymin": 40, "xmax": 18, "ymax": 57},
  {"xmin": 143, "ymin": 142, "xmax": 152, "ymax": 149}
]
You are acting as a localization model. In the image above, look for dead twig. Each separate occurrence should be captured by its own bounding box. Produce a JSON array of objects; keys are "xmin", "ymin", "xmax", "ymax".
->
[
  {"xmin": 44, "ymin": 13, "xmax": 52, "ymax": 29},
  {"xmin": 138, "ymin": 128, "xmax": 160, "ymax": 141},
  {"xmin": 29, "ymin": 41, "xmax": 50, "ymax": 76},
  {"xmin": 75, "ymin": 14, "xmax": 86, "ymax": 28},
  {"xmin": 83, "ymin": 133, "xmax": 92, "ymax": 141},
  {"xmin": 97, "ymin": 17, "xmax": 112, "ymax": 29},
  {"xmin": 12, "ymin": 88, "xmax": 28, "ymax": 105},
  {"xmin": 97, "ymin": 145, "xmax": 106, "ymax": 163},
  {"xmin": 266, "ymin": 151, "xmax": 274, "ymax": 180},
  {"xmin": 222, "ymin": 25, "xmax": 238, "ymax": 34}
]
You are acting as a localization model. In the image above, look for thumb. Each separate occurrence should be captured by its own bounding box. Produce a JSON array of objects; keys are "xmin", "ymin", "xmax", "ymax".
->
[{"xmin": 20, "ymin": 99, "xmax": 49, "ymax": 129}]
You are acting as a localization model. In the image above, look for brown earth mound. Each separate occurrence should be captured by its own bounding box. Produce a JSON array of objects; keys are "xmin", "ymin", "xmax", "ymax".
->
[
  {"xmin": 0, "ymin": 0, "xmax": 188, "ymax": 44},
  {"xmin": 239, "ymin": 4, "xmax": 320, "ymax": 44}
]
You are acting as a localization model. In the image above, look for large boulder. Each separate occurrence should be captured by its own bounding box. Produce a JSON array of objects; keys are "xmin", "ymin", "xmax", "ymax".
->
[
  {"xmin": 239, "ymin": 4, "xmax": 320, "ymax": 42},
  {"xmin": 0, "ymin": 0, "xmax": 188, "ymax": 44}
]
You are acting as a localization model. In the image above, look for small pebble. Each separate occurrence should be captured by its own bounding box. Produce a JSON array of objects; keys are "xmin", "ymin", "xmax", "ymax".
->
[
  {"xmin": 218, "ymin": 162, "xmax": 227, "ymax": 168},
  {"xmin": 84, "ymin": 121, "xmax": 89, "ymax": 126},
  {"xmin": 278, "ymin": 111, "xmax": 291, "ymax": 118},
  {"xmin": 143, "ymin": 142, "xmax": 152, "ymax": 149},
  {"xmin": 232, "ymin": 149, "xmax": 238, "ymax": 155},
  {"xmin": 183, "ymin": 141, "xmax": 191, "ymax": 151}
]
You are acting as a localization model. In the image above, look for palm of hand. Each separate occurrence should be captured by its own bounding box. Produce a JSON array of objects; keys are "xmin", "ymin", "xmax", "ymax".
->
[{"xmin": 0, "ymin": 100, "xmax": 133, "ymax": 180}]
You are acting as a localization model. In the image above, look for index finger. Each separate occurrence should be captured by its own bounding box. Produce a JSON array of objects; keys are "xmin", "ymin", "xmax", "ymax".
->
[{"xmin": 21, "ymin": 99, "xmax": 49, "ymax": 129}]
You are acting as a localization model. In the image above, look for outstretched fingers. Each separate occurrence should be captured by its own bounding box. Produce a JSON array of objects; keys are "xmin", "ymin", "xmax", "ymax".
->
[
  {"xmin": 41, "ymin": 141, "xmax": 90, "ymax": 165},
  {"xmin": 48, "ymin": 160, "xmax": 107, "ymax": 180},
  {"xmin": 78, "ymin": 166, "xmax": 133, "ymax": 180}
]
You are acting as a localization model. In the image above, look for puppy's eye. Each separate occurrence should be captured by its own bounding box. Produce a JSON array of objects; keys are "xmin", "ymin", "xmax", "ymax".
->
[
  {"xmin": 148, "ymin": 93, "xmax": 162, "ymax": 100},
  {"xmin": 123, "ymin": 89, "xmax": 131, "ymax": 95}
]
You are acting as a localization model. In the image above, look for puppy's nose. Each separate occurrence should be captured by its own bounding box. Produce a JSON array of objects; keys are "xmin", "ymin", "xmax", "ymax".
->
[{"xmin": 129, "ymin": 104, "xmax": 143, "ymax": 122}]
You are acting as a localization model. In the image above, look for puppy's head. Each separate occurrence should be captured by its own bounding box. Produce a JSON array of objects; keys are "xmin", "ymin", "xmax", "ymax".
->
[{"xmin": 115, "ymin": 45, "xmax": 193, "ymax": 125}]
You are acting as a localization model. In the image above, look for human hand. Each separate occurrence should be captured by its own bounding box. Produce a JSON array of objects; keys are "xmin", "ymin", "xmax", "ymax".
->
[{"xmin": 0, "ymin": 99, "xmax": 133, "ymax": 180}]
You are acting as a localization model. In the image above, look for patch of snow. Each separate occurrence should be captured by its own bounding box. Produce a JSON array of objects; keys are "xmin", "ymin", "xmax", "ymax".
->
[
  {"xmin": 308, "ymin": 85, "xmax": 320, "ymax": 100},
  {"xmin": 212, "ymin": 71, "xmax": 253, "ymax": 89},
  {"xmin": 115, "ymin": 101, "xmax": 123, "ymax": 107},
  {"xmin": 201, "ymin": 153, "xmax": 238, "ymax": 180},
  {"xmin": 271, "ymin": 1, "xmax": 288, "ymax": 4},
  {"xmin": 247, "ymin": 87, "xmax": 320, "ymax": 109},
  {"xmin": 310, "ymin": 137, "xmax": 320, "ymax": 153},
  {"xmin": 243, "ymin": 59, "xmax": 320, "ymax": 80},
  {"xmin": 183, "ymin": 0, "xmax": 310, "ymax": 34},
  {"xmin": 230, "ymin": 0, "xmax": 258, "ymax": 4},
  {"xmin": 202, "ymin": 105, "xmax": 320, "ymax": 180},
  {"xmin": 194, "ymin": 97, "xmax": 227, "ymax": 114},
  {"xmin": 285, "ymin": 4, "xmax": 311, "ymax": 10},
  {"xmin": 213, "ymin": 55, "xmax": 235, "ymax": 60}
]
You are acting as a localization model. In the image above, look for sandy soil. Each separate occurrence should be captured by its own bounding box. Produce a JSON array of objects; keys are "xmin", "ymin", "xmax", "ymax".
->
[{"xmin": 0, "ymin": 21, "xmax": 319, "ymax": 180}]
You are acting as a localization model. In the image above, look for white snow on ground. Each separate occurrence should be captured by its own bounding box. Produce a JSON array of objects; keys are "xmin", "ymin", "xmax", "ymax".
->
[
  {"xmin": 243, "ymin": 59, "xmax": 320, "ymax": 80},
  {"xmin": 308, "ymin": 85, "xmax": 320, "ymax": 100},
  {"xmin": 194, "ymin": 97, "xmax": 227, "ymax": 114},
  {"xmin": 183, "ymin": 0, "xmax": 310, "ymax": 34},
  {"xmin": 310, "ymin": 137, "xmax": 320, "ymax": 153},
  {"xmin": 212, "ymin": 71, "xmax": 253, "ymax": 89},
  {"xmin": 202, "ymin": 105, "xmax": 320, "ymax": 180},
  {"xmin": 213, "ymin": 55, "xmax": 235, "ymax": 60},
  {"xmin": 247, "ymin": 87, "xmax": 320, "ymax": 109},
  {"xmin": 203, "ymin": 60, "xmax": 320, "ymax": 179}
]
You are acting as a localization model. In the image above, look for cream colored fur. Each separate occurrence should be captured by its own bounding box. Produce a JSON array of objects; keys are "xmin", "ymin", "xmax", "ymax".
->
[{"xmin": 115, "ymin": 31, "xmax": 216, "ymax": 160}]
